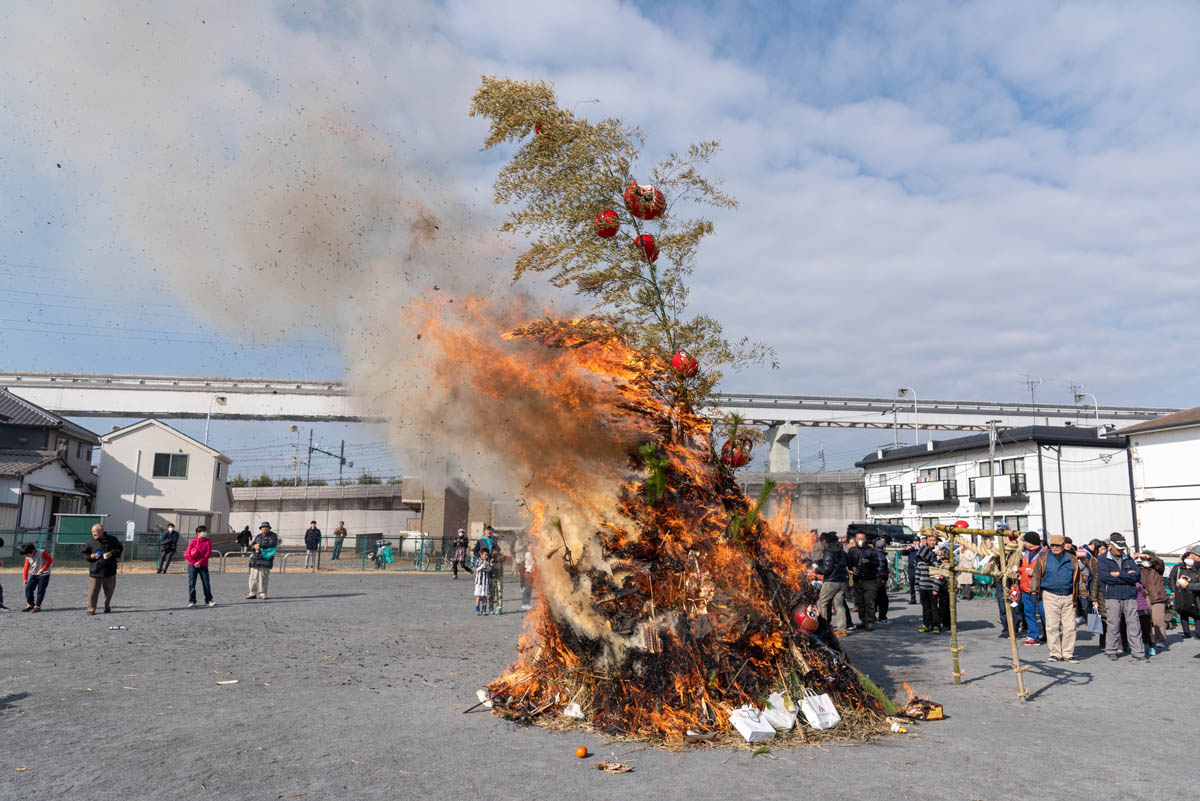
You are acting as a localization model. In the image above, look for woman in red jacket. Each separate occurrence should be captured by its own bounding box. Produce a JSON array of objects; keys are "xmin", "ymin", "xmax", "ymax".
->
[
  {"xmin": 184, "ymin": 526, "xmax": 215, "ymax": 608},
  {"xmin": 20, "ymin": 543, "xmax": 53, "ymax": 611}
]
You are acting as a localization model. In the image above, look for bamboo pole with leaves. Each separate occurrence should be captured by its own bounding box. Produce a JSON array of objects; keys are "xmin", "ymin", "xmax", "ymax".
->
[{"xmin": 469, "ymin": 77, "xmax": 775, "ymax": 434}]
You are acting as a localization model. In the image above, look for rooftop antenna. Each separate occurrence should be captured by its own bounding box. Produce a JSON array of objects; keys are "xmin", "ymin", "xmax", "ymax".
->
[{"xmin": 1021, "ymin": 375, "xmax": 1043, "ymax": 424}]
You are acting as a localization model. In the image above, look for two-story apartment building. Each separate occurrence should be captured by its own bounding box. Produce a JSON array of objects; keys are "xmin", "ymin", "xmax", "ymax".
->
[
  {"xmin": 855, "ymin": 426, "xmax": 1136, "ymax": 544},
  {"xmin": 95, "ymin": 419, "xmax": 233, "ymax": 533}
]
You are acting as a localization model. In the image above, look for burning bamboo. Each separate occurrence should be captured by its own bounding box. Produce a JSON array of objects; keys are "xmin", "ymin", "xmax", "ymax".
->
[{"xmin": 476, "ymin": 321, "xmax": 886, "ymax": 742}]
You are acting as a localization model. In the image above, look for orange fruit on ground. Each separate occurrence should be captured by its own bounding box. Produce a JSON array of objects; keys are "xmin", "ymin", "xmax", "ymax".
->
[{"xmin": 575, "ymin": 746, "xmax": 588, "ymax": 758}]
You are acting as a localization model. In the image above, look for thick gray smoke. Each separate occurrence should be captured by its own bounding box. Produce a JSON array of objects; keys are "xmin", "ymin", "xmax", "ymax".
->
[{"xmin": 1, "ymin": 2, "xmax": 569, "ymax": 490}]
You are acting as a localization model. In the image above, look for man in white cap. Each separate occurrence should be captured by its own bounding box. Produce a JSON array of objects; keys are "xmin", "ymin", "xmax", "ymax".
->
[
  {"xmin": 1096, "ymin": 534, "xmax": 1146, "ymax": 662},
  {"xmin": 246, "ymin": 522, "xmax": 279, "ymax": 600}
]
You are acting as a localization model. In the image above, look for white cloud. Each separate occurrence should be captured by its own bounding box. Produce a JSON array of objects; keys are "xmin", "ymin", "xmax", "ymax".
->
[{"xmin": 3, "ymin": 0, "xmax": 1199, "ymax": 420}]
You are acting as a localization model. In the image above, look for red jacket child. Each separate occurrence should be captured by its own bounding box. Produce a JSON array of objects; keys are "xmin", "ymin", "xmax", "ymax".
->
[{"xmin": 185, "ymin": 536, "xmax": 212, "ymax": 568}]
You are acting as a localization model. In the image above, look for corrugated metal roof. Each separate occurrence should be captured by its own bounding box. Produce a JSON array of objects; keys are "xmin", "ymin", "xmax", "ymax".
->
[
  {"xmin": 0, "ymin": 388, "xmax": 101, "ymax": 444},
  {"xmin": 1114, "ymin": 405, "xmax": 1200, "ymax": 437},
  {"xmin": 0, "ymin": 449, "xmax": 61, "ymax": 478}
]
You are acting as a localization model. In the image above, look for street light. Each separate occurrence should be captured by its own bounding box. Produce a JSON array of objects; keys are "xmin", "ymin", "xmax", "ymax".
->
[
  {"xmin": 898, "ymin": 387, "xmax": 920, "ymax": 445},
  {"xmin": 204, "ymin": 396, "xmax": 227, "ymax": 445},
  {"xmin": 1074, "ymin": 392, "xmax": 1100, "ymax": 429}
]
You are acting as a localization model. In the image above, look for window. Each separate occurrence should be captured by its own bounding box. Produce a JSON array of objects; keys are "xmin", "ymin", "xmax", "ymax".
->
[
  {"xmin": 216, "ymin": 462, "xmax": 224, "ymax": 481},
  {"xmin": 919, "ymin": 466, "xmax": 954, "ymax": 482},
  {"xmin": 999, "ymin": 515, "xmax": 1029, "ymax": 532},
  {"xmin": 978, "ymin": 458, "xmax": 1024, "ymax": 477},
  {"xmin": 86, "ymin": 447, "xmax": 92, "ymax": 462},
  {"xmin": 76, "ymin": 442, "xmax": 84, "ymax": 458},
  {"xmin": 153, "ymin": 453, "xmax": 189, "ymax": 478}
]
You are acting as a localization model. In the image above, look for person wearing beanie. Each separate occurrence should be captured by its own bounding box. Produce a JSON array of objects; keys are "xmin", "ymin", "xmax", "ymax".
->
[
  {"xmin": 1097, "ymin": 534, "xmax": 1146, "ymax": 661},
  {"xmin": 846, "ymin": 530, "xmax": 883, "ymax": 631},
  {"xmin": 814, "ymin": 531, "xmax": 850, "ymax": 635},
  {"xmin": 873, "ymin": 538, "xmax": 891, "ymax": 623},
  {"xmin": 1018, "ymin": 532, "xmax": 1047, "ymax": 646},
  {"xmin": 1168, "ymin": 545, "xmax": 1200, "ymax": 639},
  {"xmin": 1030, "ymin": 534, "xmax": 1081, "ymax": 662},
  {"xmin": 1133, "ymin": 548, "xmax": 1168, "ymax": 651}
]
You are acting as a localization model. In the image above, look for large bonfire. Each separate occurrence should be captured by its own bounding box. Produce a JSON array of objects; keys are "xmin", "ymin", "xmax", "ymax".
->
[{"xmin": 454, "ymin": 78, "xmax": 885, "ymax": 743}]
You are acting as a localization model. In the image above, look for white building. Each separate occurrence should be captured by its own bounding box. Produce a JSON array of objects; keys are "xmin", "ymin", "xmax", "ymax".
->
[
  {"xmin": 855, "ymin": 426, "xmax": 1134, "ymax": 542},
  {"xmin": 95, "ymin": 419, "xmax": 233, "ymax": 533},
  {"xmin": 1116, "ymin": 408, "xmax": 1200, "ymax": 554}
]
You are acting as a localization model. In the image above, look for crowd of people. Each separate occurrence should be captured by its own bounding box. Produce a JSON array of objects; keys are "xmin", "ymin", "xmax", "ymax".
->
[{"xmin": 807, "ymin": 525, "xmax": 1200, "ymax": 663}]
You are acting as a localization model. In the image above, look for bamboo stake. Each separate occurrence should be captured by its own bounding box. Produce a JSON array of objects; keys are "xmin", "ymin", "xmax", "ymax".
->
[
  {"xmin": 934, "ymin": 524, "xmax": 1028, "ymax": 701},
  {"xmin": 946, "ymin": 555, "xmax": 962, "ymax": 684}
]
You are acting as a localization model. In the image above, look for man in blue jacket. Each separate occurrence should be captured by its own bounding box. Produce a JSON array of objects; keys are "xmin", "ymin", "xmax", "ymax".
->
[{"xmin": 1097, "ymin": 534, "xmax": 1146, "ymax": 662}]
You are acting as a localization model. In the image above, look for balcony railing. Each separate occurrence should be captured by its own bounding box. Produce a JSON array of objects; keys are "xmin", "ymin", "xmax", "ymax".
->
[
  {"xmin": 969, "ymin": 473, "xmax": 1028, "ymax": 500},
  {"xmin": 911, "ymin": 479, "xmax": 958, "ymax": 505},
  {"xmin": 865, "ymin": 484, "xmax": 904, "ymax": 507}
]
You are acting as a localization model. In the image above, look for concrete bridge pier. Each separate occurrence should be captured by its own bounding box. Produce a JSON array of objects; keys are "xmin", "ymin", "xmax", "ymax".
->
[{"xmin": 765, "ymin": 422, "xmax": 799, "ymax": 472}]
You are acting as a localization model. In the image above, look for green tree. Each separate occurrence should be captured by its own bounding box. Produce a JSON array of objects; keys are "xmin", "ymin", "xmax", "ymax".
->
[
  {"xmin": 358, "ymin": 472, "xmax": 381, "ymax": 485},
  {"xmin": 469, "ymin": 76, "xmax": 774, "ymax": 415},
  {"xmin": 228, "ymin": 474, "xmax": 249, "ymax": 488},
  {"xmin": 249, "ymin": 473, "xmax": 275, "ymax": 488}
]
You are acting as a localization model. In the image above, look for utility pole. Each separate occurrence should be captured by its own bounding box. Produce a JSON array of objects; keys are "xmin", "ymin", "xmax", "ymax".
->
[
  {"xmin": 987, "ymin": 419, "xmax": 1000, "ymax": 531},
  {"xmin": 306, "ymin": 429, "xmax": 313, "ymax": 486},
  {"xmin": 309, "ymin": 438, "xmax": 354, "ymax": 484},
  {"xmin": 290, "ymin": 425, "xmax": 300, "ymax": 486}
]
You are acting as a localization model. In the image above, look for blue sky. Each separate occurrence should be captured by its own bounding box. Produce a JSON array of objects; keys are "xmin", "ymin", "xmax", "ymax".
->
[{"xmin": 3, "ymin": 0, "xmax": 1200, "ymax": 474}]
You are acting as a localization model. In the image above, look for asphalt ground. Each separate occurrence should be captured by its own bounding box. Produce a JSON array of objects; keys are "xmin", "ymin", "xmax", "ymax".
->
[{"xmin": 0, "ymin": 569, "xmax": 1194, "ymax": 801}]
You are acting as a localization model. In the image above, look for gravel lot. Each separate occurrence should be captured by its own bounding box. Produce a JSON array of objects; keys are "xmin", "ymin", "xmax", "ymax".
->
[{"xmin": 0, "ymin": 569, "xmax": 1194, "ymax": 801}]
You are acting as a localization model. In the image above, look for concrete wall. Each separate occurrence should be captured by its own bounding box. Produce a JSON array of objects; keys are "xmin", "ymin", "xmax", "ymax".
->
[
  {"xmin": 1128, "ymin": 425, "xmax": 1200, "ymax": 553},
  {"xmin": 96, "ymin": 422, "xmax": 229, "ymax": 532},
  {"xmin": 230, "ymin": 484, "xmax": 423, "ymax": 548},
  {"xmin": 741, "ymin": 470, "xmax": 865, "ymax": 534}
]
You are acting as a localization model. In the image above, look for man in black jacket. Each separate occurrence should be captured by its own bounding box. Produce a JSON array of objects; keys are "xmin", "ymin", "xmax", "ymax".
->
[
  {"xmin": 846, "ymin": 531, "xmax": 882, "ymax": 630},
  {"xmin": 236, "ymin": 526, "xmax": 252, "ymax": 552},
  {"xmin": 157, "ymin": 524, "xmax": 179, "ymax": 574},
  {"xmin": 814, "ymin": 532, "xmax": 849, "ymax": 634},
  {"xmin": 246, "ymin": 522, "xmax": 279, "ymax": 600},
  {"xmin": 303, "ymin": 521, "xmax": 321, "ymax": 570},
  {"xmin": 81, "ymin": 523, "xmax": 124, "ymax": 615}
]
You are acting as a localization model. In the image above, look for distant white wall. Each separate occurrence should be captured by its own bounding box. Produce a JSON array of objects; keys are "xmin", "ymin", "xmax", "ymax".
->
[{"xmin": 1129, "ymin": 425, "xmax": 1200, "ymax": 553}]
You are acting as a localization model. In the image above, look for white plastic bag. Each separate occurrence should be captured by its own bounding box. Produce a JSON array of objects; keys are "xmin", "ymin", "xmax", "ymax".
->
[
  {"xmin": 800, "ymin": 687, "xmax": 841, "ymax": 730},
  {"xmin": 762, "ymin": 691, "xmax": 796, "ymax": 731},
  {"xmin": 729, "ymin": 704, "xmax": 775, "ymax": 742}
]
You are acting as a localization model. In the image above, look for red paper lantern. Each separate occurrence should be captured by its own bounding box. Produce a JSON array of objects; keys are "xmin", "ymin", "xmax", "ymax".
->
[
  {"xmin": 634, "ymin": 234, "xmax": 659, "ymax": 263},
  {"xmin": 792, "ymin": 603, "xmax": 820, "ymax": 634},
  {"xmin": 721, "ymin": 437, "xmax": 754, "ymax": 468},
  {"xmin": 954, "ymin": 520, "xmax": 968, "ymax": 529},
  {"xmin": 592, "ymin": 209, "xmax": 619, "ymax": 238},
  {"xmin": 671, "ymin": 349, "xmax": 698, "ymax": 377},
  {"xmin": 623, "ymin": 182, "xmax": 666, "ymax": 220},
  {"xmin": 534, "ymin": 122, "xmax": 542, "ymax": 134}
]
